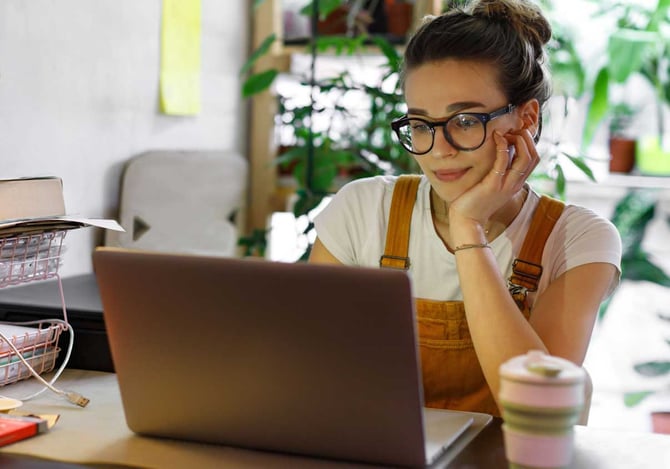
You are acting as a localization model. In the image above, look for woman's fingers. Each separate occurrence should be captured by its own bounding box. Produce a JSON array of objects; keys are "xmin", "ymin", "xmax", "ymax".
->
[
  {"xmin": 492, "ymin": 131, "xmax": 512, "ymax": 177},
  {"xmin": 505, "ymin": 128, "xmax": 538, "ymax": 180}
]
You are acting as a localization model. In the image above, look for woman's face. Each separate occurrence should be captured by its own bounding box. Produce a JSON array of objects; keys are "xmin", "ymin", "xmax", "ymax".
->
[{"xmin": 403, "ymin": 59, "xmax": 520, "ymax": 203}]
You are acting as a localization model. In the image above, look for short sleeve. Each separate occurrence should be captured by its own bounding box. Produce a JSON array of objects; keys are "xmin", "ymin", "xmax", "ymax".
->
[
  {"xmin": 312, "ymin": 177, "xmax": 390, "ymax": 266},
  {"xmin": 545, "ymin": 205, "xmax": 623, "ymax": 298}
]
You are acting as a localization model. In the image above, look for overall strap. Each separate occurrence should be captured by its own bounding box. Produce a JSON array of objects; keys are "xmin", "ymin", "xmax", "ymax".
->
[
  {"xmin": 509, "ymin": 195, "xmax": 565, "ymax": 292},
  {"xmin": 380, "ymin": 175, "xmax": 421, "ymax": 270}
]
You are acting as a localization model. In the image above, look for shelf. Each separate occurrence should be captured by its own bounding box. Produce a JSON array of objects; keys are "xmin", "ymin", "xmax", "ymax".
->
[{"xmin": 575, "ymin": 173, "xmax": 670, "ymax": 190}]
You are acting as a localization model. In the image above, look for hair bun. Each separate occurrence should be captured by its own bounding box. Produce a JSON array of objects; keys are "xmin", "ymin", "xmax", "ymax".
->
[{"xmin": 468, "ymin": 0, "xmax": 552, "ymax": 58}]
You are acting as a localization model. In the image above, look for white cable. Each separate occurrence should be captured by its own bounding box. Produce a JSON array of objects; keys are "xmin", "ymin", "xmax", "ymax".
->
[
  {"xmin": 0, "ymin": 265, "xmax": 90, "ymax": 407},
  {"xmin": 0, "ymin": 319, "xmax": 88, "ymax": 407}
]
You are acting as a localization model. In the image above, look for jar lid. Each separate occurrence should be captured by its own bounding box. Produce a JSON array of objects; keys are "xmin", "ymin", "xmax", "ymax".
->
[{"xmin": 499, "ymin": 350, "xmax": 585, "ymax": 384}]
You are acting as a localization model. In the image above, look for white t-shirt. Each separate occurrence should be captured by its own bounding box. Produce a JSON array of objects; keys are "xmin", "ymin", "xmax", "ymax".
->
[{"xmin": 314, "ymin": 175, "xmax": 622, "ymax": 306}]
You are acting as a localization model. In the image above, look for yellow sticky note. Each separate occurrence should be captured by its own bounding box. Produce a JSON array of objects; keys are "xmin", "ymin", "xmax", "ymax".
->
[{"xmin": 160, "ymin": 0, "xmax": 201, "ymax": 115}]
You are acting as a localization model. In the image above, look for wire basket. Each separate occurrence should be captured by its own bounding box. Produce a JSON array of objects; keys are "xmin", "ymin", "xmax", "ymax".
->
[
  {"xmin": 0, "ymin": 230, "xmax": 68, "ymax": 386},
  {"xmin": 0, "ymin": 320, "xmax": 65, "ymax": 386},
  {"xmin": 0, "ymin": 231, "xmax": 66, "ymax": 287}
]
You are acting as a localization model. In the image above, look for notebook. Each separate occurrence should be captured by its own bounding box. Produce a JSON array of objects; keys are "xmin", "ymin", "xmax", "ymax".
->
[{"xmin": 93, "ymin": 247, "xmax": 487, "ymax": 468}]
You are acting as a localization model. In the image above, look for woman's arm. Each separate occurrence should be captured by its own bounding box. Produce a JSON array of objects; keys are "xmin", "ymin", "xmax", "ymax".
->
[
  {"xmin": 529, "ymin": 262, "xmax": 618, "ymax": 364},
  {"xmin": 454, "ymin": 236, "xmax": 617, "ymax": 412},
  {"xmin": 309, "ymin": 237, "xmax": 343, "ymax": 264}
]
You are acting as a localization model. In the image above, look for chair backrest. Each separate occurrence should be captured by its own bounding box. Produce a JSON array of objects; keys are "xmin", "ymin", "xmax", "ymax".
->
[{"xmin": 105, "ymin": 150, "xmax": 247, "ymax": 257}]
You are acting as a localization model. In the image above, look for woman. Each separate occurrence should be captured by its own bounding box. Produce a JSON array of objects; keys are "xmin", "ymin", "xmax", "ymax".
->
[{"xmin": 309, "ymin": 0, "xmax": 621, "ymax": 416}]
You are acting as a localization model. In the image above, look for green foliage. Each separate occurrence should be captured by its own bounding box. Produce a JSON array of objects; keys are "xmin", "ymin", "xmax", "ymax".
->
[
  {"xmin": 270, "ymin": 27, "xmax": 419, "ymax": 202},
  {"xmin": 582, "ymin": 0, "xmax": 670, "ymax": 148},
  {"xmin": 544, "ymin": 8, "xmax": 587, "ymax": 98},
  {"xmin": 242, "ymin": 69, "xmax": 279, "ymax": 98},
  {"xmin": 240, "ymin": 34, "xmax": 278, "ymax": 97},
  {"xmin": 563, "ymin": 153, "xmax": 596, "ymax": 181},
  {"xmin": 634, "ymin": 361, "xmax": 670, "ymax": 377},
  {"xmin": 603, "ymin": 189, "xmax": 670, "ymax": 407},
  {"xmin": 581, "ymin": 67, "xmax": 610, "ymax": 150},
  {"xmin": 240, "ymin": 34, "xmax": 276, "ymax": 77},
  {"xmin": 599, "ymin": 189, "xmax": 670, "ymax": 320},
  {"xmin": 237, "ymin": 228, "xmax": 269, "ymax": 257},
  {"xmin": 300, "ymin": 0, "xmax": 344, "ymax": 20},
  {"xmin": 625, "ymin": 357, "xmax": 670, "ymax": 407},
  {"xmin": 624, "ymin": 391, "xmax": 655, "ymax": 407},
  {"xmin": 608, "ymin": 102, "xmax": 637, "ymax": 137},
  {"xmin": 612, "ymin": 189, "xmax": 660, "ymax": 259}
]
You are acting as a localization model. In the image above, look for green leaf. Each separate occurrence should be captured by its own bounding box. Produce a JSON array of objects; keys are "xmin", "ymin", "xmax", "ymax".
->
[
  {"xmin": 598, "ymin": 295, "xmax": 612, "ymax": 321},
  {"xmin": 611, "ymin": 189, "xmax": 658, "ymax": 257},
  {"xmin": 237, "ymin": 228, "xmax": 268, "ymax": 257},
  {"xmin": 239, "ymin": 34, "xmax": 276, "ymax": 77},
  {"xmin": 242, "ymin": 69, "xmax": 279, "ymax": 98},
  {"xmin": 624, "ymin": 391, "xmax": 654, "ymax": 407},
  {"xmin": 582, "ymin": 67, "xmax": 609, "ymax": 150},
  {"xmin": 608, "ymin": 29, "xmax": 658, "ymax": 83},
  {"xmin": 647, "ymin": 0, "xmax": 670, "ymax": 31},
  {"xmin": 547, "ymin": 29, "xmax": 586, "ymax": 97},
  {"xmin": 622, "ymin": 253, "xmax": 670, "ymax": 285},
  {"xmin": 555, "ymin": 164, "xmax": 566, "ymax": 199},
  {"xmin": 275, "ymin": 146, "xmax": 308, "ymax": 167},
  {"xmin": 292, "ymin": 145, "xmax": 341, "ymax": 194},
  {"xmin": 563, "ymin": 153, "xmax": 596, "ymax": 181},
  {"xmin": 371, "ymin": 36, "xmax": 401, "ymax": 73},
  {"xmin": 633, "ymin": 361, "xmax": 670, "ymax": 377},
  {"xmin": 300, "ymin": 0, "xmax": 344, "ymax": 21},
  {"xmin": 253, "ymin": 0, "xmax": 266, "ymax": 11},
  {"xmin": 293, "ymin": 190, "xmax": 327, "ymax": 218}
]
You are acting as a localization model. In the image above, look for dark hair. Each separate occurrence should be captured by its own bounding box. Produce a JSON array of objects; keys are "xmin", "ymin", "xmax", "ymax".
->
[{"xmin": 402, "ymin": 0, "xmax": 552, "ymax": 138}]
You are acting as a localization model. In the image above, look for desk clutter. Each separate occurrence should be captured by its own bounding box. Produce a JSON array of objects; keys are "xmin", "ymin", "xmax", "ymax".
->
[{"xmin": 0, "ymin": 176, "xmax": 122, "ymax": 408}]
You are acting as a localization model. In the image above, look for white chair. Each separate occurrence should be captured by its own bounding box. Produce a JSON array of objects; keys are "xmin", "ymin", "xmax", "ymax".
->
[{"xmin": 105, "ymin": 150, "xmax": 247, "ymax": 257}]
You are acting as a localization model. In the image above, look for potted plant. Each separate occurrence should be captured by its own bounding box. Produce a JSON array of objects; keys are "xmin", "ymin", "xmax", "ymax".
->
[
  {"xmin": 608, "ymin": 102, "xmax": 637, "ymax": 173},
  {"xmin": 315, "ymin": 0, "xmax": 388, "ymax": 36},
  {"xmin": 384, "ymin": 0, "xmax": 414, "ymax": 38},
  {"xmin": 600, "ymin": 189, "xmax": 670, "ymax": 433},
  {"xmin": 242, "ymin": 0, "xmax": 416, "ymax": 258},
  {"xmin": 581, "ymin": 0, "xmax": 670, "ymax": 175}
]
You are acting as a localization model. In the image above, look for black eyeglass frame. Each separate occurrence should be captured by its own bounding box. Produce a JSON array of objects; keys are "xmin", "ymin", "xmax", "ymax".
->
[{"xmin": 390, "ymin": 104, "xmax": 516, "ymax": 154}]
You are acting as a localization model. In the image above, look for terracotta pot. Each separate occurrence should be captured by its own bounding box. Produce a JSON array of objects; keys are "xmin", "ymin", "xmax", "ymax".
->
[
  {"xmin": 386, "ymin": 3, "xmax": 413, "ymax": 38},
  {"xmin": 316, "ymin": 6, "xmax": 349, "ymax": 35},
  {"xmin": 651, "ymin": 411, "xmax": 670, "ymax": 434},
  {"xmin": 609, "ymin": 137, "xmax": 636, "ymax": 173}
]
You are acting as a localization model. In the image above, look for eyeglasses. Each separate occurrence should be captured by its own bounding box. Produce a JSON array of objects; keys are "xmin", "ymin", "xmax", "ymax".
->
[{"xmin": 390, "ymin": 104, "xmax": 515, "ymax": 155}]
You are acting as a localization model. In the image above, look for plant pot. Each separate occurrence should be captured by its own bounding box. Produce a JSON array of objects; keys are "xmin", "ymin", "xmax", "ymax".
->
[
  {"xmin": 636, "ymin": 135, "xmax": 670, "ymax": 176},
  {"xmin": 651, "ymin": 411, "xmax": 670, "ymax": 434},
  {"xmin": 609, "ymin": 137, "xmax": 636, "ymax": 173},
  {"xmin": 316, "ymin": 6, "xmax": 349, "ymax": 35},
  {"xmin": 386, "ymin": 3, "xmax": 413, "ymax": 38}
]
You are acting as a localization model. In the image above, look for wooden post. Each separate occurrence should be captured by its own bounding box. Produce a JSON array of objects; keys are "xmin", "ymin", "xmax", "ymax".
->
[{"xmin": 246, "ymin": 0, "xmax": 285, "ymax": 235}]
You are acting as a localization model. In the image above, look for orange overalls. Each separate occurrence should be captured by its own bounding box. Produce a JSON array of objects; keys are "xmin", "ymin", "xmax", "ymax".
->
[{"xmin": 379, "ymin": 175, "xmax": 564, "ymax": 417}]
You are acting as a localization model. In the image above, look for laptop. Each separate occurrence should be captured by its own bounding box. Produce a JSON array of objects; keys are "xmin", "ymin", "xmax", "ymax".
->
[{"xmin": 93, "ymin": 247, "xmax": 484, "ymax": 468}]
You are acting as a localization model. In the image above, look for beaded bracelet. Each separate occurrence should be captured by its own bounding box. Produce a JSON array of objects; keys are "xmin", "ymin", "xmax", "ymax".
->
[{"xmin": 453, "ymin": 242, "xmax": 491, "ymax": 252}]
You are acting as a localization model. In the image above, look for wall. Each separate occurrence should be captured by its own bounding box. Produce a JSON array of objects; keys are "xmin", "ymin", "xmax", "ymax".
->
[{"xmin": 0, "ymin": 0, "xmax": 249, "ymax": 276}]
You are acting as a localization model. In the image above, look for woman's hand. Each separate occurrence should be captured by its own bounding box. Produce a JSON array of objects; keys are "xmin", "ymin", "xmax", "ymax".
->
[{"xmin": 447, "ymin": 119, "xmax": 540, "ymax": 241}]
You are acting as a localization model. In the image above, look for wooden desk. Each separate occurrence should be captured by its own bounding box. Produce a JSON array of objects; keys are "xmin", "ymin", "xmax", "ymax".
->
[{"xmin": 0, "ymin": 370, "xmax": 668, "ymax": 468}]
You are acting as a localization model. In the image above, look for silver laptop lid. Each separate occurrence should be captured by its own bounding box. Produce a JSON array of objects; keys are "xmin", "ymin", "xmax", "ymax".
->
[{"xmin": 94, "ymin": 247, "xmax": 429, "ymax": 467}]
